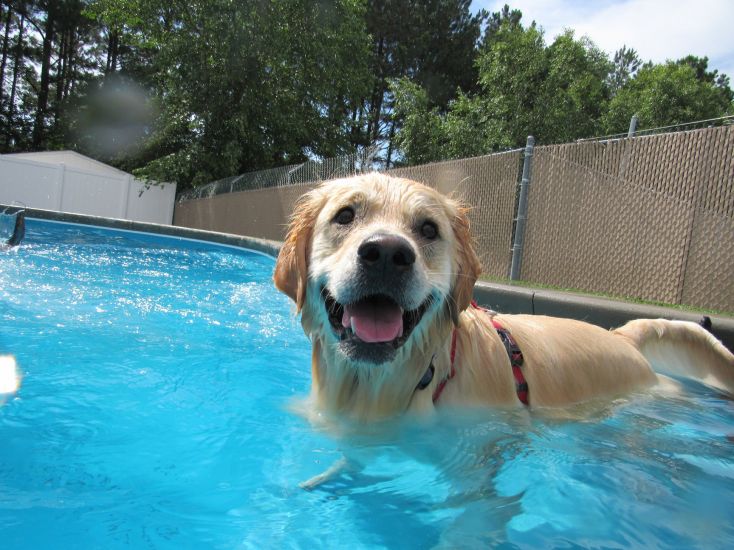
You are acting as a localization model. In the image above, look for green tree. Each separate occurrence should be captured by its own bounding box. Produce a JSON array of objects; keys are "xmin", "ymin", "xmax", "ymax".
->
[
  {"xmin": 0, "ymin": 0, "xmax": 108, "ymax": 152},
  {"xmin": 676, "ymin": 55, "xmax": 733, "ymax": 107},
  {"xmin": 603, "ymin": 61, "xmax": 733, "ymax": 134},
  {"xmin": 482, "ymin": 3, "xmax": 522, "ymax": 37},
  {"xmin": 538, "ymin": 31, "xmax": 611, "ymax": 143},
  {"xmin": 356, "ymin": 0, "xmax": 486, "ymax": 166},
  {"xmin": 608, "ymin": 45, "xmax": 641, "ymax": 93},
  {"xmin": 472, "ymin": 13, "xmax": 547, "ymax": 148},
  {"xmin": 391, "ymin": 77, "xmax": 445, "ymax": 163},
  {"xmin": 89, "ymin": 0, "xmax": 372, "ymax": 188},
  {"xmin": 393, "ymin": 8, "xmax": 612, "ymax": 163}
]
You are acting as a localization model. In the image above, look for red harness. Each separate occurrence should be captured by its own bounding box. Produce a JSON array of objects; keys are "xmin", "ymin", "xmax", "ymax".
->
[
  {"xmin": 431, "ymin": 330, "xmax": 458, "ymax": 403},
  {"xmin": 431, "ymin": 303, "xmax": 529, "ymax": 406}
]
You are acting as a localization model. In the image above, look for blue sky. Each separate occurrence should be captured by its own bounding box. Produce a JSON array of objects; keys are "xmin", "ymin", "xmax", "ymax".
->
[{"xmin": 472, "ymin": 0, "xmax": 734, "ymax": 81}]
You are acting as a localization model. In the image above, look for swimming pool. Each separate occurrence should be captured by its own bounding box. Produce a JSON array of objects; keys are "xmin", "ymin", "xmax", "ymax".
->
[{"xmin": 1, "ymin": 217, "xmax": 733, "ymax": 548}]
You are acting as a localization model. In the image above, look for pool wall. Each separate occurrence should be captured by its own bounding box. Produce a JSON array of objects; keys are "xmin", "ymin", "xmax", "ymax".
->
[
  {"xmin": 3, "ymin": 203, "xmax": 733, "ymax": 352},
  {"xmin": 1, "ymin": 204, "xmax": 281, "ymax": 257}
]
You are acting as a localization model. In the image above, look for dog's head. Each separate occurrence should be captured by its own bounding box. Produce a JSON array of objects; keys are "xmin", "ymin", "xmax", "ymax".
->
[{"xmin": 274, "ymin": 174, "xmax": 481, "ymax": 366}]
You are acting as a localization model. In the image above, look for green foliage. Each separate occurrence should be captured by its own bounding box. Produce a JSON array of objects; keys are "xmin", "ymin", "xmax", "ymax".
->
[
  {"xmin": 603, "ymin": 61, "xmax": 733, "ymax": 134},
  {"xmin": 2, "ymin": 1, "xmax": 733, "ymax": 185},
  {"xmin": 391, "ymin": 78, "xmax": 445, "ymax": 163},
  {"xmin": 677, "ymin": 54, "xmax": 733, "ymax": 96},
  {"xmin": 393, "ymin": 12, "xmax": 613, "ymax": 163},
  {"xmin": 357, "ymin": 0, "xmax": 485, "ymax": 165},
  {"xmin": 475, "ymin": 16, "xmax": 547, "ymax": 148},
  {"xmin": 539, "ymin": 32, "xmax": 612, "ymax": 143},
  {"xmin": 113, "ymin": 0, "xmax": 373, "ymax": 187},
  {"xmin": 608, "ymin": 45, "xmax": 642, "ymax": 93},
  {"xmin": 391, "ymin": 78, "xmax": 506, "ymax": 163}
]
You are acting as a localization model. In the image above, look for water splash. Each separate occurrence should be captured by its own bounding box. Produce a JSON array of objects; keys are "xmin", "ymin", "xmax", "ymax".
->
[{"xmin": 0, "ymin": 208, "xmax": 26, "ymax": 248}]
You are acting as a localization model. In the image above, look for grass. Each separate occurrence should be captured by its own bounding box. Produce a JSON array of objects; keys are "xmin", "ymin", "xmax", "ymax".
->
[{"xmin": 479, "ymin": 275, "xmax": 734, "ymax": 318}]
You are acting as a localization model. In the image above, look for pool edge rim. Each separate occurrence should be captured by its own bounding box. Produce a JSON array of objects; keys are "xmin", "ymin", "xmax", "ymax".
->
[{"xmin": 1, "ymin": 204, "xmax": 281, "ymax": 258}]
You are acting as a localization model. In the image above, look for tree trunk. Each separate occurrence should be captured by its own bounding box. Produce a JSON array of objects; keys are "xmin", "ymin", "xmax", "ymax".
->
[
  {"xmin": 55, "ymin": 28, "xmax": 67, "ymax": 101},
  {"xmin": 385, "ymin": 118, "xmax": 396, "ymax": 168},
  {"xmin": 366, "ymin": 36, "xmax": 386, "ymax": 146},
  {"xmin": 32, "ymin": 4, "xmax": 56, "ymax": 150},
  {"xmin": 370, "ymin": 91, "xmax": 384, "ymax": 145},
  {"xmin": 53, "ymin": 27, "xmax": 71, "ymax": 133},
  {"xmin": 5, "ymin": 14, "xmax": 24, "ymax": 150},
  {"xmin": 64, "ymin": 29, "xmax": 76, "ymax": 98},
  {"xmin": 349, "ymin": 102, "xmax": 364, "ymax": 147},
  {"xmin": 105, "ymin": 29, "xmax": 119, "ymax": 74},
  {"xmin": 0, "ymin": 5, "xmax": 13, "ymax": 106}
]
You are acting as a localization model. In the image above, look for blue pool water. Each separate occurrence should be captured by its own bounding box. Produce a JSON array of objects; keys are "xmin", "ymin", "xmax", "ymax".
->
[{"xmin": 1, "ymin": 218, "xmax": 733, "ymax": 549}]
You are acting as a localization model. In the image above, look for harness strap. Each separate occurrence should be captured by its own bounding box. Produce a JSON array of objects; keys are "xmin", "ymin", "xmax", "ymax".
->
[
  {"xmin": 491, "ymin": 319, "xmax": 529, "ymax": 405},
  {"xmin": 431, "ymin": 329, "xmax": 456, "ymax": 402},
  {"xmin": 430, "ymin": 303, "xmax": 529, "ymax": 406}
]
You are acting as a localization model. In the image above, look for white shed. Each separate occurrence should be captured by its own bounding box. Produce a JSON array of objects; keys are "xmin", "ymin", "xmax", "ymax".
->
[{"xmin": 0, "ymin": 150, "xmax": 176, "ymax": 225}]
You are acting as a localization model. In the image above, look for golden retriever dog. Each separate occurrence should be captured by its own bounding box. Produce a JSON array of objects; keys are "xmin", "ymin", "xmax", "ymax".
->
[{"xmin": 273, "ymin": 174, "xmax": 734, "ymax": 424}]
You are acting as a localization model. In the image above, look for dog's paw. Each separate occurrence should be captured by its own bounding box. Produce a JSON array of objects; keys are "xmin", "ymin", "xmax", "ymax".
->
[{"xmin": 298, "ymin": 456, "xmax": 351, "ymax": 491}]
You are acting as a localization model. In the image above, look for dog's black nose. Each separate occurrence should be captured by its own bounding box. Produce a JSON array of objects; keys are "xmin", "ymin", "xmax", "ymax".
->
[{"xmin": 358, "ymin": 234, "xmax": 416, "ymax": 272}]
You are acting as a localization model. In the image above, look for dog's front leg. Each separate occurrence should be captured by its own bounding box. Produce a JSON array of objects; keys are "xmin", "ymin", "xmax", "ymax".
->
[{"xmin": 299, "ymin": 455, "xmax": 362, "ymax": 491}]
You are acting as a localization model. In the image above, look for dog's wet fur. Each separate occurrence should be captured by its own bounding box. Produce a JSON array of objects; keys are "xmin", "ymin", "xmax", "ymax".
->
[{"xmin": 274, "ymin": 174, "xmax": 734, "ymax": 424}]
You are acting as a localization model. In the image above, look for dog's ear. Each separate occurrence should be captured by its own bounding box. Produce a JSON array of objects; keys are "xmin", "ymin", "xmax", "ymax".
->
[
  {"xmin": 448, "ymin": 205, "xmax": 482, "ymax": 326},
  {"xmin": 274, "ymin": 189, "xmax": 324, "ymax": 312}
]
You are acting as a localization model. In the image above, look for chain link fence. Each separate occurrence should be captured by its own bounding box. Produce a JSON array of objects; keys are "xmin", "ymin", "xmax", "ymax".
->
[
  {"xmin": 387, "ymin": 151, "xmax": 523, "ymax": 280},
  {"xmin": 174, "ymin": 124, "xmax": 734, "ymax": 312},
  {"xmin": 523, "ymin": 125, "xmax": 733, "ymax": 312},
  {"xmin": 177, "ymin": 147, "xmax": 377, "ymax": 201}
]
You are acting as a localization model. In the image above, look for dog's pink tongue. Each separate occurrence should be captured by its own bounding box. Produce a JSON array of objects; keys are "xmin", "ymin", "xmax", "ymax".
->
[{"xmin": 342, "ymin": 299, "xmax": 404, "ymax": 343}]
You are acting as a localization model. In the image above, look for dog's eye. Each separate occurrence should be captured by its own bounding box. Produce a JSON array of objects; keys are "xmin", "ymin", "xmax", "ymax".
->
[
  {"xmin": 334, "ymin": 207, "xmax": 355, "ymax": 225},
  {"xmin": 421, "ymin": 221, "xmax": 439, "ymax": 240}
]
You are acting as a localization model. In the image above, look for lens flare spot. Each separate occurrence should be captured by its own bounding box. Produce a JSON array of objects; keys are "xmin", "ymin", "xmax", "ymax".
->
[{"xmin": 0, "ymin": 355, "xmax": 21, "ymax": 395}]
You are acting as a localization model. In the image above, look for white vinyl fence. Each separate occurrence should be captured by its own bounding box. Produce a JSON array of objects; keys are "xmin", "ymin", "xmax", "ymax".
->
[{"xmin": 0, "ymin": 155, "xmax": 176, "ymax": 224}]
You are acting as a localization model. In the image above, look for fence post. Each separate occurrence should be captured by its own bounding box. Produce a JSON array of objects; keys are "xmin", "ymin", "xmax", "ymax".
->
[
  {"xmin": 627, "ymin": 114, "xmax": 638, "ymax": 137},
  {"xmin": 619, "ymin": 114, "xmax": 639, "ymax": 180},
  {"xmin": 55, "ymin": 163, "xmax": 66, "ymax": 211},
  {"xmin": 510, "ymin": 135, "xmax": 535, "ymax": 281},
  {"xmin": 120, "ymin": 174, "xmax": 133, "ymax": 219}
]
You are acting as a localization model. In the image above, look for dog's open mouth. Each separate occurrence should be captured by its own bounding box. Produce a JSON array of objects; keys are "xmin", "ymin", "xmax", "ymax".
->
[{"xmin": 323, "ymin": 290, "xmax": 431, "ymax": 358}]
